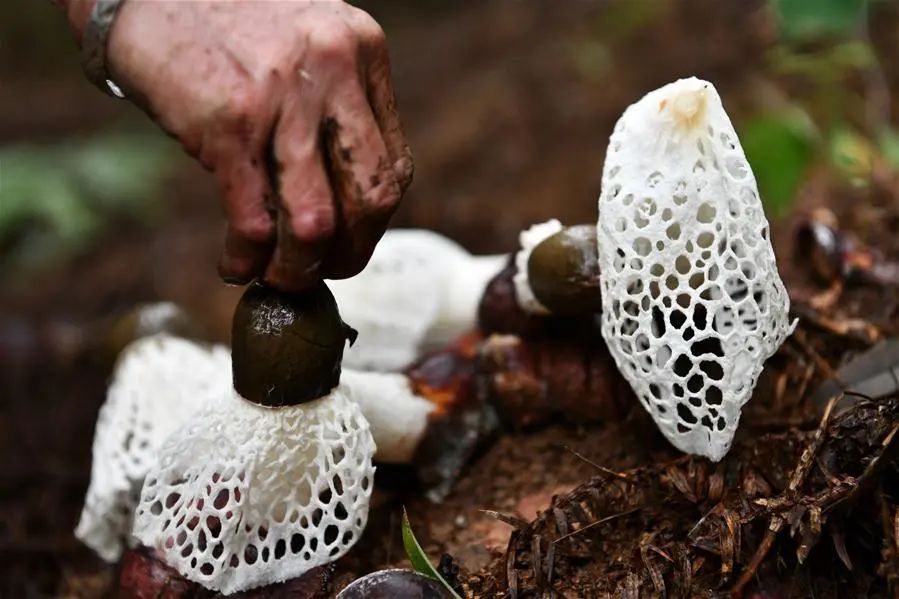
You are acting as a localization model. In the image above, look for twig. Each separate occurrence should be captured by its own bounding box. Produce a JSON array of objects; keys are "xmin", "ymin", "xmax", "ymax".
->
[
  {"xmin": 506, "ymin": 530, "xmax": 519, "ymax": 599},
  {"xmin": 732, "ymin": 395, "xmax": 840, "ymax": 595},
  {"xmin": 481, "ymin": 509, "xmax": 529, "ymax": 529},
  {"xmin": 552, "ymin": 507, "xmax": 641, "ymax": 545},
  {"xmin": 562, "ymin": 445, "xmax": 631, "ymax": 480},
  {"xmin": 789, "ymin": 395, "xmax": 841, "ymax": 494},
  {"xmin": 731, "ymin": 515, "xmax": 784, "ymax": 597},
  {"xmin": 791, "ymin": 327, "xmax": 839, "ymax": 381}
]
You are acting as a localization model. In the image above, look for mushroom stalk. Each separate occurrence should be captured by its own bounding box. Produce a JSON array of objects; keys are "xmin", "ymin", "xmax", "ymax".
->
[
  {"xmin": 329, "ymin": 229, "xmax": 506, "ymax": 371},
  {"xmin": 339, "ymin": 369, "xmax": 435, "ymax": 463}
]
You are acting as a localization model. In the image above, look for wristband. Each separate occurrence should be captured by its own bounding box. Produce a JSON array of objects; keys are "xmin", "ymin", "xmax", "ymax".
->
[{"xmin": 81, "ymin": 0, "xmax": 127, "ymax": 98}]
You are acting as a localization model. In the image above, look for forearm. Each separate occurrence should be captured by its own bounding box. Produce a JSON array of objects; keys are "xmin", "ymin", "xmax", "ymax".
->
[{"xmin": 53, "ymin": 0, "xmax": 97, "ymax": 43}]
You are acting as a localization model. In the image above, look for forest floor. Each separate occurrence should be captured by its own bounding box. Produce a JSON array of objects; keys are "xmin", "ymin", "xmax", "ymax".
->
[{"xmin": 4, "ymin": 1, "xmax": 899, "ymax": 597}]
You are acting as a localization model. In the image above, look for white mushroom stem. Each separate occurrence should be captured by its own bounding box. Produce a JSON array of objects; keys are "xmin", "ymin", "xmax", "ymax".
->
[
  {"xmin": 513, "ymin": 219, "xmax": 564, "ymax": 314},
  {"xmin": 340, "ymin": 369, "xmax": 435, "ymax": 463},
  {"xmin": 433, "ymin": 252, "xmax": 508, "ymax": 346},
  {"xmin": 329, "ymin": 229, "xmax": 506, "ymax": 371}
]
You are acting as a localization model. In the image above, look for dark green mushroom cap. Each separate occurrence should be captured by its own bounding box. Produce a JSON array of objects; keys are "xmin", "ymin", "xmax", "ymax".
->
[
  {"xmin": 231, "ymin": 281, "xmax": 357, "ymax": 408},
  {"xmin": 527, "ymin": 224, "xmax": 603, "ymax": 315}
]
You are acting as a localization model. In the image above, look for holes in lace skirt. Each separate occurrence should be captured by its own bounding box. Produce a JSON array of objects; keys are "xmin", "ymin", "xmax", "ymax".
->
[
  {"xmin": 666, "ymin": 223, "xmax": 681, "ymax": 241},
  {"xmin": 274, "ymin": 539, "xmax": 286, "ymax": 559},
  {"xmin": 324, "ymin": 524, "xmax": 339, "ymax": 546},
  {"xmin": 291, "ymin": 533, "xmax": 306, "ymax": 554},
  {"xmin": 677, "ymin": 403, "xmax": 697, "ymax": 424},
  {"xmin": 696, "ymin": 202, "xmax": 716, "ymax": 224}
]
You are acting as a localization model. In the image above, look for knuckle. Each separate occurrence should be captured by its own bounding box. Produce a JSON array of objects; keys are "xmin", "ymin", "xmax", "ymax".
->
[
  {"xmin": 222, "ymin": 89, "xmax": 260, "ymax": 126},
  {"xmin": 312, "ymin": 24, "xmax": 358, "ymax": 64},
  {"xmin": 231, "ymin": 214, "xmax": 274, "ymax": 244},
  {"xmin": 288, "ymin": 207, "xmax": 335, "ymax": 243},
  {"xmin": 217, "ymin": 259, "xmax": 253, "ymax": 283},
  {"xmin": 349, "ymin": 9, "xmax": 386, "ymax": 45}
]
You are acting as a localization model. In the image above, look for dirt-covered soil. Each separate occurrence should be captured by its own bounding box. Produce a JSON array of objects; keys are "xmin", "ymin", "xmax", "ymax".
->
[{"xmin": 5, "ymin": 1, "xmax": 899, "ymax": 598}]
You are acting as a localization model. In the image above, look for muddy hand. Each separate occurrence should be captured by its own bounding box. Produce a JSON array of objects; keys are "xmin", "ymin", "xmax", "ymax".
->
[{"xmin": 95, "ymin": 0, "xmax": 412, "ymax": 290}]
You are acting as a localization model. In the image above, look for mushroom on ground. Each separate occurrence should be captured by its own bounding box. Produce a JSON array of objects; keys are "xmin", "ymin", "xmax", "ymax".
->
[
  {"xmin": 330, "ymin": 229, "xmax": 506, "ymax": 371},
  {"xmin": 131, "ymin": 282, "xmax": 374, "ymax": 594},
  {"xmin": 596, "ymin": 77, "xmax": 796, "ymax": 461},
  {"xmin": 502, "ymin": 78, "xmax": 796, "ymax": 461},
  {"xmin": 76, "ymin": 307, "xmax": 496, "ymax": 569}
]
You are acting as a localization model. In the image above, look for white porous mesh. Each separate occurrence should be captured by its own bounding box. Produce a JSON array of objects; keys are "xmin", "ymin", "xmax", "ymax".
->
[
  {"xmin": 133, "ymin": 388, "xmax": 376, "ymax": 594},
  {"xmin": 596, "ymin": 77, "xmax": 796, "ymax": 462},
  {"xmin": 75, "ymin": 334, "xmax": 231, "ymax": 562},
  {"xmin": 513, "ymin": 219, "xmax": 564, "ymax": 314},
  {"xmin": 330, "ymin": 229, "xmax": 504, "ymax": 371}
]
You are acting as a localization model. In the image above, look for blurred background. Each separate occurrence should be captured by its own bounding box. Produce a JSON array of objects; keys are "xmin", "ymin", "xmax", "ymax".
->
[{"xmin": 2, "ymin": 0, "xmax": 899, "ymax": 596}]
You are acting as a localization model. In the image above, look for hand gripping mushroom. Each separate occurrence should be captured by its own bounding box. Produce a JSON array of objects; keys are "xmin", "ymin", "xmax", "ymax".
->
[
  {"xmin": 76, "ymin": 288, "xmax": 476, "ymax": 592},
  {"xmin": 75, "ymin": 304, "xmax": 488, "ymax": 570},
  {"xmin": 130, "ymin": 282, "xmax": 376, "ymax": 594},
  {"xmin": 597, "ymin": 77, "xmax": 795, "ymax": 460},
  {"xmin": 512, "ymin": 78, "xmax": 795, "ymax": 461}
]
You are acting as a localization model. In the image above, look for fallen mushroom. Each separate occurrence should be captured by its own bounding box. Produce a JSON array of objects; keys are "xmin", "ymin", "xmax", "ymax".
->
[
  {"xmin": 506, "ymin": 218, "xmax": 603, "ymax": 318},
  {"xmin": 330, "ymin": 229, "xmax": 506, "ymax": 371},
  {"xmin": 513, "ymin": 219, "xmax": 565, "ymax": 314},
  {"xmin": 131, "ymin": 282, "xmax": 375, "ymax": 594},
  {"xmin": 526, "ymin": 223, "xmax": 602, "ymax": 315},
  {"xmin": 597, "ymin": 77, "xmax": 796, "ymax": 460}
]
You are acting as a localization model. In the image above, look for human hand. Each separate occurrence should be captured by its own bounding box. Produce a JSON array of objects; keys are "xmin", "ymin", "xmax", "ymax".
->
[{"xmin": 105, "ymin": 0, "xmax": 412, "ymax": 290}]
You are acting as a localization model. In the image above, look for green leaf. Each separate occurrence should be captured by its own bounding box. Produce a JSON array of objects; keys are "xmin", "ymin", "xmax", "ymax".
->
[
  {"xmin": 878, "ymin": 129, "xmax": 899, "ymax": 169},
  {"xmin": 592, "ymin": 0, "xmax": 669, "ymax": 44},
  {"xmin": 829, "ymin": 126, "xmax": 875, "ymax": 182},
  {"xmin": 0, "ymin": 131, "xmax": 180, "ymax": 274},
  {"xmin": 771, "ymin": 0, "xmax": 868, "ymax": 41},
  {"xmin": 401, "ymin": 509, "xmax": 462, "ymax": 599},
  {"xmin": 740, "ymin": 112, "xmax": 816, "ymax": 218}
]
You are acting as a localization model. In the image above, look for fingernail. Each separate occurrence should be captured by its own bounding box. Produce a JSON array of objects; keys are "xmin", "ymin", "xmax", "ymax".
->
[{"xmin": 222, "ymin": 276, "xmax": 250, "ymax": 287}]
